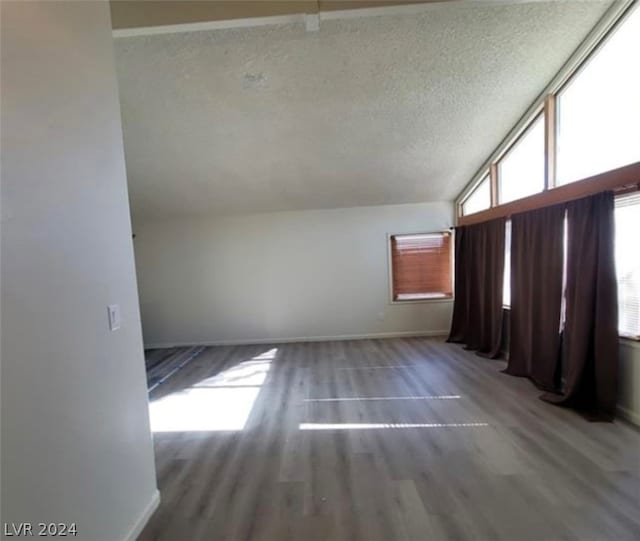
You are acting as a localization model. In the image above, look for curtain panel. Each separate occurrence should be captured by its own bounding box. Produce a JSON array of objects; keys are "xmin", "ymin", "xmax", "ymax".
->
[
  {"xmin": 542, "ymin": 192, "xmax": 618, "ymax": 420},
  {"xmin": 504, "ymin": 204, "xmax": 565, "ymax": 392},
  {"xmin": 448, "ymin": 218, "xmax": 506, "ymax": 358}
]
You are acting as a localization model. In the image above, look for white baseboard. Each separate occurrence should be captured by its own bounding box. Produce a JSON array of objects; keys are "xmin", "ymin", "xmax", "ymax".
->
[
  {"xmin": 145, "ymin": 330, "xmax": 449, "ymax": 350},
  {"xmin": 617, "ymin": 404, "xmax": 640, "ymax": 427},
  {"xmin": 122, "ymin": 489, "xmax": 160, "ymax": 541}
]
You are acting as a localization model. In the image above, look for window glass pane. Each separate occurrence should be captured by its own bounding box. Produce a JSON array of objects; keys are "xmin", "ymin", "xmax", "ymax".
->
[
  {"xmin": 615, "ymin": 193, "xmax": 640, "ymax": 339},
  {"xmin": 557, "ymin": 7, "xmax": 640, "ymax": 185},
  {"xmin": 498, "ymin": 115, "xmax": 545, "ymax": 204},
  {"xmin": 462, "ymin": 175, "xmax": 490, "ymax": 215},
  {"xmin": 503, "ymin": 220, "xmax": 511, "ymax": 307},
  {"xmin": 560, "ymin": 212, "xmax": 568, "ymax": 332}
]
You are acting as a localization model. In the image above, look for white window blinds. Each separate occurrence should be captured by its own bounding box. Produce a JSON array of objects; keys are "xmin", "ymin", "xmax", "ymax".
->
[{"xmin": 615, "ymin": 192, "xmax": 640, "ymax": 339}]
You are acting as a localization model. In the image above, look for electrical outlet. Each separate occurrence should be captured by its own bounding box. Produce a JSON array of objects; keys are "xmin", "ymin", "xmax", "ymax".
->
[{"xmin": 107, "ymin": 304, "xmax": 121, "ymax": 331}]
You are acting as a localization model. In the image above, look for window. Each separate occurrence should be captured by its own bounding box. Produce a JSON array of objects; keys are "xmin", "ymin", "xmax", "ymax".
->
[
  {"xmin": 503, "ymin": 220, "xmax": 511, "ymax": 307},
  {"xmin": 556, "ymin": 6, "xmax": 640, "ymax": 185},
  {"xmin": 615, "ymin": 193, "xmax": 640, "ymax": 339},
  {"xmin": 390, "ymin": 232, "xmax": 452, "ymax": 301},
  {"xmin": 462, "ymin": 174, "xmax": 491, "ymax": 215},
  {"xmin": 498, "ymin": 114, "xmax": 545, "ymax": 204},
  {"xmin": 456, "ymin": 5, "xmax": 640, "ymax": 215}
]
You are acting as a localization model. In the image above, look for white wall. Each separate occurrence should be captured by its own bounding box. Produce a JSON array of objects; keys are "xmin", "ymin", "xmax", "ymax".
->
[
  {"xmin": 133, "ymin": 202, "xmax": 454, "ymax": 347},
  {"xmin": 1, "ymin": 2, "xmax": 158, "ymax": 540},
  {"xmin": 619, "ymin": 340, "xmax": 640, "ymax": 426}
]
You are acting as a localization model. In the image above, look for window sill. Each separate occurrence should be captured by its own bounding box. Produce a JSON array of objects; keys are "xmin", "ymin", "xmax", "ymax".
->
[
  {"xmin": 620, "ymin": 336, "xmax": 640, "ymax": 349},
  {"xmin": 389, "ymin": 296, "xmax": 454, "ymax": 305}
]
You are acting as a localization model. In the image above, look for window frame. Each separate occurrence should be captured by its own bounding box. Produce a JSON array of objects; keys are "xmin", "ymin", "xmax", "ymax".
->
[
  {"xmin": 387, "ymin": 231, "xmax": 454, "ymax": 305},
  {"xmin": 456, "ymin": 1, "xmax": 639, "ymax": 220}
]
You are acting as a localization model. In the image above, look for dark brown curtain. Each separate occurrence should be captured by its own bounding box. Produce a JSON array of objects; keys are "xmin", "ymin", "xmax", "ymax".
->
[
  {"xmin": 448, "ymin": 226, "xmax": 470, "ymax": 343},
  {"xmin": 542, "ymin": 192, "xmax": 618, "ymax": 420},
  {"xmin": 448, "ymin": 218, "xmax": 505, "ymax": 358},
  {"xmin": 504, "ymin": 205, "xmax": 565, "ymax": 391}
]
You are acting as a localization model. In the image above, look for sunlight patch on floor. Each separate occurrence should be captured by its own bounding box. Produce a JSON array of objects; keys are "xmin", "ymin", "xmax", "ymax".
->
[
  {"xmin": 298, "ymin": 422, "xmax": 488, "ymax": 430},
  {"xmin": 303, "ymin": 395, "xmax": 461, "ymax": 402},
  {"xmin": 337, "ymin": 364, "xmax": 419, "ymax": 370},
  {"xmin": 149, "ymin": 348, "xmax": 277, "ymax": 432}
]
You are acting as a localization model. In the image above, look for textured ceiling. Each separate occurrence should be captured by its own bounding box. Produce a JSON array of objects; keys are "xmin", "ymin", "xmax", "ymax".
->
[{"xmin": 114, "ymin": 1, "xmax": 612, "ymax": 220}]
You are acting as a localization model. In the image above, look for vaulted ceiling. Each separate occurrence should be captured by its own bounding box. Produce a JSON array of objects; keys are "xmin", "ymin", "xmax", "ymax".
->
[{"xmin": 114, "ymin": 1, "xmax": 612, "ymax": 220}]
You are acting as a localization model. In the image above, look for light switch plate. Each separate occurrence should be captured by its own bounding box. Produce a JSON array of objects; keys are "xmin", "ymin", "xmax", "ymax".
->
[{"xmin": 107, "ymin": 304, "xmax": 121, "ymax": 331}]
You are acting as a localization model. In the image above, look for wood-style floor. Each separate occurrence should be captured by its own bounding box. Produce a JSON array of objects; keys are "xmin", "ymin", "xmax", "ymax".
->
[
  {"xmin": 145, "ymin": 346, "xmax": 205, "ymax": 391},
  {"xmin": 139, "ymin": 338, "xmax": 640, "ymax": 541}
]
